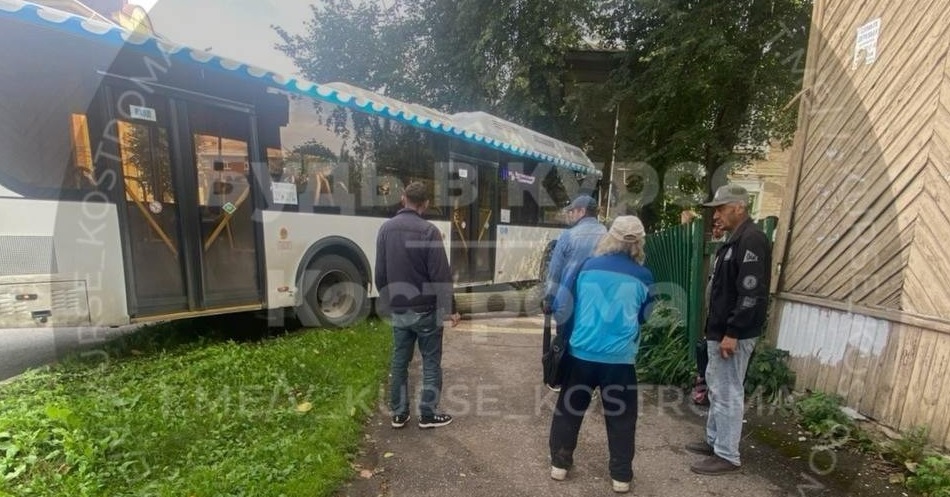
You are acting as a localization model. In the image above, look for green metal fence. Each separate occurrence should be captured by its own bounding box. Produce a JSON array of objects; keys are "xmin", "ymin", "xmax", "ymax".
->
[
  {"xmin": 643, "ymin": 222, "xmax": 705, "ymax": 359},
  {"xmin": 643, "ymin": 217, "xmax": 778, "ymax": 360}
]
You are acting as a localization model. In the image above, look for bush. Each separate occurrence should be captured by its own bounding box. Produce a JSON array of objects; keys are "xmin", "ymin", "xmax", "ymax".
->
[
  {"xmin": 795, "ymin": 392, "xmax": 854, "ymax": 438},
  {"xmin": 637, "ymin": 302, "xmax": 694, "ymax": 387},
  {"xmin": 907, "ymin": 456, "xmax": 950, "ymax": 497},
  {"xmin": 884, "ymin": 425, "xmax": 931, "ymax": 465},
  {"xmin": 744, "ymin": 343, "xmax": 796, "ymax": 403}
]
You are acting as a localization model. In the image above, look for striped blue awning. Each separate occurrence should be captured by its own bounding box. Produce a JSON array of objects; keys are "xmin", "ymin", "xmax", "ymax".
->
[{"xmin": 0, "ymin": 0, "xmax": 600, "ymax": 176}]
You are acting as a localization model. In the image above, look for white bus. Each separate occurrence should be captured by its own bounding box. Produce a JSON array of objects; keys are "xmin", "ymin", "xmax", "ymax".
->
[{"xmin": 0, "ymin": 0, "xmax": 601, "ymax": 329}]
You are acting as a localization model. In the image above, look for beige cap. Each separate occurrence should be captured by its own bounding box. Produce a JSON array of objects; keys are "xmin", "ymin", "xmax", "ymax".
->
[{"xmin": 608, "ymin": 215, "xmax": 646, "ymax": 242}]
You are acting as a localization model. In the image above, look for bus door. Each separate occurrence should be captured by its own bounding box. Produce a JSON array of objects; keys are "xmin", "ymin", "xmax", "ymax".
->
[
  {"xmin": 448, "ymin": 154, "xmax": 497, "ymax": 285},
  {"xmin": 99, "ymin": 84, "xmax": 262, "ymax": 317}
]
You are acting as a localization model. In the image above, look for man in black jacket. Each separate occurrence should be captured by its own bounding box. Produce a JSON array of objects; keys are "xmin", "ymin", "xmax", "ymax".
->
[
  {"xmin": 375, "ymin": 181, "xmax": 461, "ymax": 430},
  {"xmin": 687, "ymin": 184, "xmax": 771, "ymax": 475}
]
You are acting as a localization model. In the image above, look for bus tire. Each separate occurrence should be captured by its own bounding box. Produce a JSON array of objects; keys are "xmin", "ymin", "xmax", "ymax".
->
[{"xmin": 297, "ymin": 254, "xmax": 369, "ymax": 328}]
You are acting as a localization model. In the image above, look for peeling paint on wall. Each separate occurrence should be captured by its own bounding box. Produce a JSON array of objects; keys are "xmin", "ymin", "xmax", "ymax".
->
[{"xmin": 776, "ymin": 301, "xmax": 888, "ymax": 365}]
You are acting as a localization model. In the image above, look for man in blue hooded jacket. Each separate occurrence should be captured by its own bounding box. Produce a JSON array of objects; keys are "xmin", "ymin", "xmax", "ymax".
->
[{"xmin": 542, "ymin": 194, "xmax": 606, "ymax": 326}]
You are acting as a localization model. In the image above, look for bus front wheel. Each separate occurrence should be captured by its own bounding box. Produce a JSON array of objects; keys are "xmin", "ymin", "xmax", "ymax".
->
[{"xmin": 298, "ymin": 254, "xmax": 369, "ymax": 328}]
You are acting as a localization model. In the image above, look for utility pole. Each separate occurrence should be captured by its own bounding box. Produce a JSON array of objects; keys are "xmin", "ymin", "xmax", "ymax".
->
[{"xmin": 604, "ymin": 103, "xmax": 621, "ymax": 220}]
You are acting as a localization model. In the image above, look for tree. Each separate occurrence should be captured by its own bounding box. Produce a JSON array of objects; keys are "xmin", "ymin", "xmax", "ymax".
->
[
  {"xmin": 599, "ymin": 0, "xmax": 812, "ymax": 227},
  {"xmin": 275, "ymin": 0, "xmax": 594, "ymax": 138},
  {"xmin": 275, "ymin": 0, "xmax": 812, "ymax": 229}
]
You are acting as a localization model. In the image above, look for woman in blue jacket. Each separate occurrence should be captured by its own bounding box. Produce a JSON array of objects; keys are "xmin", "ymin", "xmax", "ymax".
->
[{"xmin": 548, "ymin": 215, "xmax": 653, "ymax": 494}]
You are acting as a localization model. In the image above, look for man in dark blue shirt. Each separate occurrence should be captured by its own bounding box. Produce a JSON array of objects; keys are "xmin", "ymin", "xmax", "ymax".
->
[{"xmin": 375, "ymin": 181, "xmax": 461, "ymax": 430}]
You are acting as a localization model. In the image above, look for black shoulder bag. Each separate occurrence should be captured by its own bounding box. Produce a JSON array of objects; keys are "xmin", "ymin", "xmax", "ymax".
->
[{"xmin": 542, "ymin": 312, "xmax": 570, "ymax": 388}]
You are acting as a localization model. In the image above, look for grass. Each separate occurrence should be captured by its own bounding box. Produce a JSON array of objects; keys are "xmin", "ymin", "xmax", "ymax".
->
[{"xmin": 0, "ymin": 319, "xmax": 391, "ymax": 497}]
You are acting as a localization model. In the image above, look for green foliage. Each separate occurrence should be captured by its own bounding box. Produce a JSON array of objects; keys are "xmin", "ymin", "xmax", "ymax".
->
[
  {"xmin": 636, "ymin": 302, "xmax": 693, "ymax": 387},
  {"xmin": 274, "ymin": 0, "xmax": 813, "ymax": 230},
  {"xmin": 795, "ymin": 392, "xmax": 854, "ymax": 438},
  {"xmin": 744, "ymin": 343, "xmax": 796, "ymax": 403},
  {"xmin": 595, "ymin": 0, "xmax": 813, "ymax": 228},
  {"xmin": 884, "ymin": 425, "xmax": 931, "ymax": 466},
  {"xmin": 0, "ymin": 320, "xmax": 391, "ymax": 497},
  {"xmin": 276, "ymin": 0, "xmax": 592, "ymax": 138},
  {"xmin": 907, "ymin": 456, "xmax": 950, "ymax": 497}
]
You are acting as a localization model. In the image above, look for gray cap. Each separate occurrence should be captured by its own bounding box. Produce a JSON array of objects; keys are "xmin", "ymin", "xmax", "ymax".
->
[
  {"xmin": 564, "ymin": 194, "xmax": 597, "ymax": 211},
  {"xmin": 702, "ymin": 184, "xmax": 749, "ymax": 207}
]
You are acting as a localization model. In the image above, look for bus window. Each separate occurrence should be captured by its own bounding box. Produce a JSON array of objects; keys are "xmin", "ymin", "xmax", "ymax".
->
[
  {"xmin": 0, "ymin": 21, "xmax": 105, "ymax": 198},
  {"xmin": 500, "ymin": 160, "xmax": 542, "ymax": 225},
  {"xmin": 268, "ymin": 96, "xmax": 447, "ymax": 218},
  {"xmin": 118, "ymin": 122, "xmax": 174, "ymax": 205},
  {"xmin": 265, "ymin": 97, "xmax": 355, "ymax": 213},
  {"xmin": 541, "ymin": 167, "xmax": 572, "ymax": 226}
]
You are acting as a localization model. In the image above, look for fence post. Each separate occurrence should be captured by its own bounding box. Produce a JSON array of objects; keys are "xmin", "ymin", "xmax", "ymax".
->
[{"xmin": 687, "ymin": 220, "xmax": 705, "ymax": 361}]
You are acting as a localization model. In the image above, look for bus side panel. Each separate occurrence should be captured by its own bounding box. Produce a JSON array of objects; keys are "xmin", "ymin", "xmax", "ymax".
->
[
  {"xmin": 260, "ymin": 210, "xmax": 452, "ymax": 310},
  {"xmin": 493, "ymin": 225, "xmax": 562, "ymax": 284},
  {"xmin": 0, "ymin": 198, "xmax": 129, "ymax": 327}
]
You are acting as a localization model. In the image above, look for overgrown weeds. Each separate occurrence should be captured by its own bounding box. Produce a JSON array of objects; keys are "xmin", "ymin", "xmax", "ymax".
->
[
  {"xmin": 907, "ymin": 456, "xmax": 950, "ymax": 497},
  {"xmin": 884, "ymin": 425, "xmax": 931, "ymax": 466},
  {"xmin": 637, "ymin": 302, "xmax": 693, "ymax": 387},
  {"xmin": 744, "ymin": 343, "xmax": 795, "ymax": 404},
  {"xmin": 791, "ymin": 392, "xmax": 950, "ymax": 496},
  {"xmin": 795, "ymin": 392, "xmax": 855, "ymax": 438}
]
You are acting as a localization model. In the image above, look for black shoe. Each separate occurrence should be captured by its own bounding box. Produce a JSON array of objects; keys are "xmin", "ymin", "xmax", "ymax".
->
[
  {"xmin": 391, "ymin": 414, "xmax": 410, "ymax": 429},
  {"xmin": 690, "ymin": 455, "xmax": 740, "ymax": 475},
  {"xmin": 684, "ymin": 441, "xmax": 714, "ymax": 456},
  {"xmin": 418, "ymin": 413, "xmax": 453, "ymax": 429}
]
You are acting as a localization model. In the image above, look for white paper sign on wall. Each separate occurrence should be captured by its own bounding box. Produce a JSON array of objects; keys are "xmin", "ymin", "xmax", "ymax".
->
[
  {"xmin": 853, "ymin": 18, "xmax": 881, "ymax": 68},
  {"xmin": 130, "ymin": 105, "xmax": 157, "ymax": 122},
  {"xmin": 271, "ymin": 182, "xmax": 299, "ymax": 205}
]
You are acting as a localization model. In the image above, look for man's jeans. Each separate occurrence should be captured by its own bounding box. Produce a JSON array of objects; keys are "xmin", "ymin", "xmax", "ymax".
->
[
  {"xmin": 390, "ymin": 310, "xmax": 444, "ymax": 417},
  {"xmin": 705, "ymin": 338, "xmax": 757, "ymax": 466}
]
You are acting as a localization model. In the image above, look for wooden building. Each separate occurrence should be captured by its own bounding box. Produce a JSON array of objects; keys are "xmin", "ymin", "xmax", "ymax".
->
[
  {"xmin": 770, "ymin": 0, "xmax": 950, "ymax": 446},
  {"xmin": 730, "ymin": 141, "xmax": 793, "ymax": 220}
]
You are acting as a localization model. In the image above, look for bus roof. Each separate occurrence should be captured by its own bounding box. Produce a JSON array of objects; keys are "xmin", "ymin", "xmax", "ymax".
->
[{"xmin": 1, "ymin": 0, "xmax": 601, "ymax": 176}]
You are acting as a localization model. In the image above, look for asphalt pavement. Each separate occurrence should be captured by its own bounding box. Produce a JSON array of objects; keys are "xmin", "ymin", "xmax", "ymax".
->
[{"xmin": 332, "ymin": 313, "xmax": 855, "ymax": 497}]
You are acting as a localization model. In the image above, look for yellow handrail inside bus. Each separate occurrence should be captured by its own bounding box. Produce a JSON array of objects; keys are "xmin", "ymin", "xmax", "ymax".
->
[
  {"xmin": 452, "ymin": 209, "xmax": 468, "ymax": 253},
  {"xmin": 478, "ymin": 208, "xmax": 492, "ymax": 242},
  {"xmin": 312, "ymin": 171, "xmax": 334, "ymax": 207},
  {"xmin": 124, "ymin": 180, "xmax": 179, "ymax": 257},
  {"xmin": 203, "ymin": 185, "xmax": 250, "ymax": 251}
]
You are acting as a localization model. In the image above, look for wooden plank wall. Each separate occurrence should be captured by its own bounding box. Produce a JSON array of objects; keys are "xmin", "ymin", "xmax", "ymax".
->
[
  {"xmin": 774, "ymin": 298, "xmax": 950, "ymax": 448},
  {"xmin": 901, "ymin": 42, "xmax": 950, "ymax": 317},
  {"xmin": 779, "ymin": 0, "xmax": 950, "ymax": 312}
]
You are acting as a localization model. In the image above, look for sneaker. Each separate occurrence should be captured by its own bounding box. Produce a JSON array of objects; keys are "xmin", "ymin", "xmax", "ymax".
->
[
  {"xmin": 611, "ymin": 479, "xmax": 631, "ymax": 493},
  {"xmin": 546, "ymin": 385, "xmax": 562, "ymax": 393},
  {"xmin": 684, "ymin": 440, "xmax": 714, "ymax": 456},
  {"xmin": 550, "ymin": 466, "xmax": 568, "ymax": 481},
  {"xmin": 418, "ymin": 413, "xmax": 453, "ymax": 429},
  {"xmin": 391, "ymin": 414, "xmax": 410, "ymax": 429}
]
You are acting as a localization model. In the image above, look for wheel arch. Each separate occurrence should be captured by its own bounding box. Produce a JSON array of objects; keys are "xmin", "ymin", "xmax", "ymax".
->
[{"xmin": 295, "ymin": 236, "xmax": 373, "ymax": 296}]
